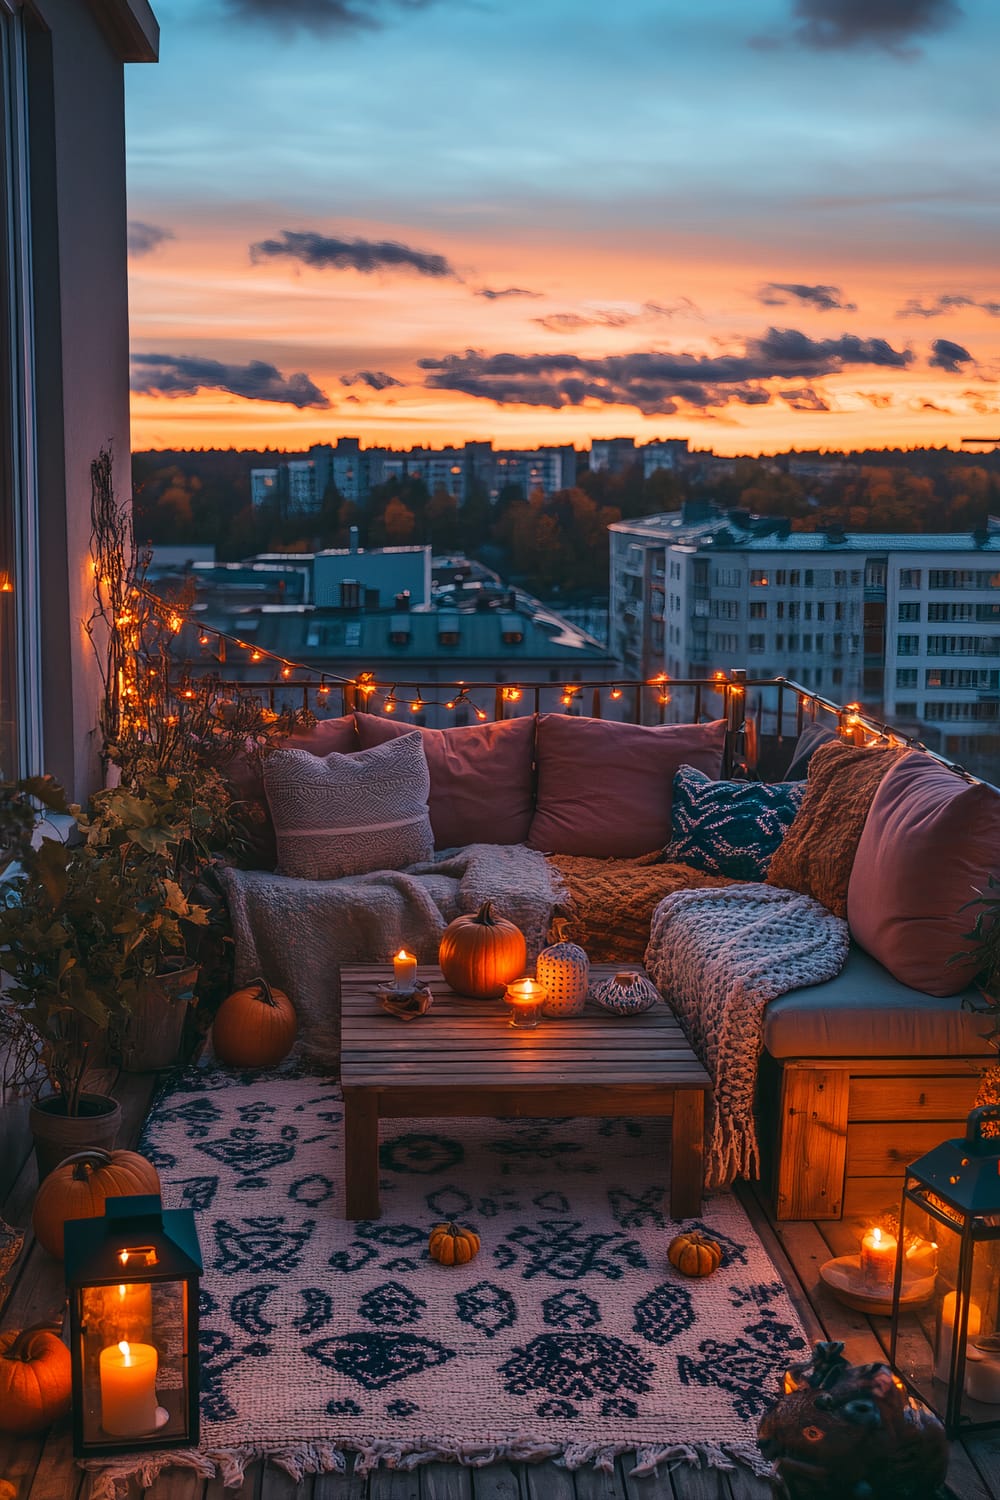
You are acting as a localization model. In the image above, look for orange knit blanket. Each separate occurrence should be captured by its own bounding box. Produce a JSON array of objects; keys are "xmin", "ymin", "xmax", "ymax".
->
[{"xmin": 545, "ymin": 851, "xmax": 735, "ymax": 963}]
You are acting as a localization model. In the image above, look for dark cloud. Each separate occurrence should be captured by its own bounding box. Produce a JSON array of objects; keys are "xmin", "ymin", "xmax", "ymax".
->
[
  {"xmin": 912, "ymin": 398, "xmax": 953, "ymax": 413},
  {"xmin": 476, "ymin": 287, "xmax": 543, "ymax": 301},
  {"xmin": 224, "ymin": 0, "xmax": 434, "ymax": 34},
  {"xmin": 418, "ymin": 326, "xmax": 911, "ymax": 415},
  {"xmin": 898, "ymin": 293, "xmax": 1000, "ymax": 319},
  {"xmin": 130, "ymin": 353, "xmax": 330, "ymax": 408},
  {"xmin": 127, "ymin": 221, "xmax": 174, "ymax": 257},
  {"xmin": 250, "ymin": 229, "xmax": 458, "ymax": 279},
  {"xmin": 339, "ymin": 369, "xmax": 403, "ymax": 390},
  {"xmin": 929, "ymin": 338, "xmax": 974, "ymax": 372},
  {"xmin": 780, "ymin": 386, "xmax": 832, "ymax": 411},
  {"xmin": 757, "ymin": 281, "xmax": 856, "ymax": 312},
  {"xmin": 786, "ymin": 0, "xmax": 962, "ymax": 53}
]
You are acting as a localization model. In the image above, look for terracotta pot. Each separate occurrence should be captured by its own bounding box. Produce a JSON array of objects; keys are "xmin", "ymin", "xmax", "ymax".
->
[
  {"xmin": 29, "ymin": 1093, "xmax": 122, "ymax": 1181},
  {"xmin": 119, "ymin": 962, "xmax": 200, "ymax": 1073}
]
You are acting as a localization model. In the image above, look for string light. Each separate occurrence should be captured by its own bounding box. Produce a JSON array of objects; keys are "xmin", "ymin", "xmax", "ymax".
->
[
  {"xmin": 250, "ymin": 649, "xmax": 262, "ymax": 663},
  {"xmin": 502, "ymin": 686, "xmax": 522, "ymax": 703},
  {"xmin": 610, "ymin": 686, "xmax": 622, "ymax": 701},
  {"xmin": 409, "ymin": 694, "xmax": 424, "ymax": 713},
  {"xmin": 474, "ymin": 706, "xmax": 488, "ymax": 721},
  {"xmin": 281, "ymin": 665, "xmax": 292, "ymax": 680}
]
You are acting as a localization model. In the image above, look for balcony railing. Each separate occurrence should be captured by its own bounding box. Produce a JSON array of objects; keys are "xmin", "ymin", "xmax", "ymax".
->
[{"xmin": 165, "ymin": 664, "xmax": 991, "ymax": 787}]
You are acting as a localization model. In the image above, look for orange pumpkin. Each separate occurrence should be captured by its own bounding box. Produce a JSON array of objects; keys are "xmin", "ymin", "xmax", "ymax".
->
[
  {"xmin": 0, "ymin": 1324, "xmax": 72, "ymax": 1433},
  {"xmin": 438, "ymin": 901, "xmax": 527, "ymax": 999},
  {"xmin": 428, "ymin": 1222, "xmax": 481, "ymax": 1266},
  {"xmin": 32, "ymin": 1149, "xmax": 161, "ymax": 1261},
  {"xmin": 213, "ymin": 977, "xmax": 297, "ymax": 1068},
  {"xmin": 668, "ymin": 1230, "xmax": 723, "ymax": 1278}
]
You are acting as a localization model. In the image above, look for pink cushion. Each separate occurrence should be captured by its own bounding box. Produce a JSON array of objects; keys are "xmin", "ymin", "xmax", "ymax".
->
[
  {"xmin": 847, "ymin": 753, "xmax": 1000, "ymax": 996},
  {"xmin": 356, "ymin": 714, "xmax": 536, "ymax": 848},
  {"xmin": 528, "ymin": 715, "xmax": 727, "ymax": 858}
]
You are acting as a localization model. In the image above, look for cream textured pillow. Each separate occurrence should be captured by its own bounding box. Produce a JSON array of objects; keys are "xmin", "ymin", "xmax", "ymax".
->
[{"xmin": 263, "ymin": 732, "xmax": 433, "ymax": 879}]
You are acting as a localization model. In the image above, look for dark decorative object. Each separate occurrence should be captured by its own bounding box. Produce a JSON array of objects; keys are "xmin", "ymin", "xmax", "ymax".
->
[
  {"xmin": 889, "ymin": 1104, "xmax": 1000, "ymax": 1436},
  {"xmin": 377, "ymin": 982, "xmax": 434, "ymax": 1022},
  {"xmin": 758, "ymin": 1340, "xmax": 949, "ymax": 1499},
  {"xmin": 63, "ymin": 1194, "xmax": 202, "ymax": 1458}
]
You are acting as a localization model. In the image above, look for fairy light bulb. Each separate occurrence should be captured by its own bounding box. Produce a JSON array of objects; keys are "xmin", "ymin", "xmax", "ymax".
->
[
  {"xmin": 281, "ymin": 665, "xmax": 292, "ymax": 679},
  {"xmin": 250, "ymin": 649, "xmax": 262, "ymax": 663},
  {"xmin": 474, "ymin": 706, "xmax": 487, "ymax": 721},
  {"xmin": 610, "ymin": 686, "xmax": 622, "ymax": 701}
]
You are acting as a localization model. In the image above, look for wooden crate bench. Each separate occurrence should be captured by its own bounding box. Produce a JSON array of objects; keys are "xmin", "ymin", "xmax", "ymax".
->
[{"xmin": 759, "ymin": 945, "xmax": 994, "ymax": 1220}]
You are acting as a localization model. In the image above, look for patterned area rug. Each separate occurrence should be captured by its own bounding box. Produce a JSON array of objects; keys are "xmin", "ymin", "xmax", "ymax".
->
[{"xmin": 86, "ymin": 1067, "xmax": 807, "ymax": 1496}]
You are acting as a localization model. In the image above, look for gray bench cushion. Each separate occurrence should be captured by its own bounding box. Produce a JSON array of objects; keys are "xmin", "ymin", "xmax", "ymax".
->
[{"xmin": 763, "ymin": 943, "xmax": 994, "ymax": 1060}]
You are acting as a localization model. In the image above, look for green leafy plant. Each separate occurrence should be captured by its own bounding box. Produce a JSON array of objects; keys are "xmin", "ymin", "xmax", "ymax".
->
[
  {"xmin": 953, "ymin": 875, "xmax": 1000, "ymax": 1050},
  {"xmin": 0, "ymin": 776, "xmax": 215, "ymax": 1113}
]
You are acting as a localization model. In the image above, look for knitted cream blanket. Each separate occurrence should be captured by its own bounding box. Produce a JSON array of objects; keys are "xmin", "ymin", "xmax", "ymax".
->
[{"xmin": 645, "ymin": 884, "xmax": 849, "ymax": 1190}]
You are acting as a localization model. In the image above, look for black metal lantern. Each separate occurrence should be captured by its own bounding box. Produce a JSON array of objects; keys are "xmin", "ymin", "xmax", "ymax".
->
[
  {"xmin": 890, "ymin": 1104, "xmax": 1000, "ymax": 1437},
  {"xmin": 63, "ymin": 1194, "xmax": 202, "ymax": 1458}
]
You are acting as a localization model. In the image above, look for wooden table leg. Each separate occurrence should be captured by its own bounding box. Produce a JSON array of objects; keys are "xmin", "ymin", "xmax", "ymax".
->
[
  {"xmin": 670, "ymin": 1087, "xmax": 705, "ymax": 1220},
  {"xmin": 343, "ymin": 1088, "xmax": 380, "ymax": 1220}
]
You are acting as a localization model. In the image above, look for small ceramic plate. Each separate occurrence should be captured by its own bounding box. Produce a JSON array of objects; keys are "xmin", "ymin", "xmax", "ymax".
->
[{"xmin": 819, "ymin": 1253, "xmax": 936, "ymax": 1316}]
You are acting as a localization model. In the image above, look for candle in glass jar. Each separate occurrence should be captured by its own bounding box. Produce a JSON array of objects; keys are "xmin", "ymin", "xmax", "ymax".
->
[
  {"xmin": 99, "ymin": 1340, "xmax": 159, "ymax": 1437},
  {"xmin": 393, "ymin": 949, "xmax": 418, "ymax": 992},
  {"xmin": 859, "ymin": 1226, "xmax": 897, "ymax": 1291},
  {"xmin": 935, "ymin": 1291, "xmax": 982, "ymax": 1383},
  {"xmin": 506, "ymin": 978, "xmax": 546, "ymax": 1029}
]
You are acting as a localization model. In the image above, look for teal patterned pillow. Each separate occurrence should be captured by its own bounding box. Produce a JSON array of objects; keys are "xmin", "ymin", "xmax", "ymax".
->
[{"xmin": 665, "ymin": 765, "xmax": 806, "ymax": 881}]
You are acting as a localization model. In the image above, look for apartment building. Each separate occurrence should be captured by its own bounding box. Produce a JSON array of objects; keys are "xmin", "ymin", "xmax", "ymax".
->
[
  {"xmin": 253, "ymin": 439, "xmax": 578, "ymax": 515},
  {"xmin": 609, "ymin": 508, "xmax": 1000, "ymax": 762}
]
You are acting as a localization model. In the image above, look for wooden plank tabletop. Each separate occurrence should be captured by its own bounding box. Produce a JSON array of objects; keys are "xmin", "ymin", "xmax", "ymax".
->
[{"xmin": 340, "ymin": 964, "xmax": 711, "ymax": 1091}]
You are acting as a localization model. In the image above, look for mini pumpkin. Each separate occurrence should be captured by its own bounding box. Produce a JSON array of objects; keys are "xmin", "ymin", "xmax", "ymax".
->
[
  {"xmin": 32, "ymin": 1148, "xmax": 161, "ymax": 1261},
  {"xmin": 428, "ymin": 1221, "xmax": 481, "ymax": 1266},
  {"xmin": 213, "ymin": 977, "xmax": 297, "ymax": 1068},
  {"xmin": 0, "ymin": 1323, "xmax": 72, "ymax": 1434},
  {"xmin": 438, "ymin": 901, "xmax": 527, "ymax": 1000},
  {"xmin": 668, "ymin": 1230, "xmax": 723, "ymax": 1278}
]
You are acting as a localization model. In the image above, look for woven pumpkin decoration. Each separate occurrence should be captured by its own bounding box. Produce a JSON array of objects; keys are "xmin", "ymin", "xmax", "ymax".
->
[
  {"xmin": 32, "ymin": 1149, "xmax": 161, "ymax": 1261},
  {"xmin": 538, "ymin": 925, "xmax": 590, "ymax": 1018},
  {"xmin": 438, "ymin": 902, "xmax": 527, "ymax": 999},
  {"xmin": 428, "ymin": 1222, "xmax": 481, "ymax": 1266},
  {"xmin": 593, "ymin": 970, "xmax": 659, "ymax": 1016},
  {"xmin": 668, "ymin": 1230, "xmax": 722, "ymax": 1278},
  {"xmin": 213, "ymin": 977, "xmax": 297, "ymax": 1068},
  {"xmin": 0, "ymin": 1323, "xmax": 72, "ymax": 1433}
]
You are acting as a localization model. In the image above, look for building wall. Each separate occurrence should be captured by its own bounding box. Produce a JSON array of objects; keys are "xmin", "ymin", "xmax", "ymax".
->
[{"xmin": 29, "ymin": 0, "xmax": 147, "ymax": 797}]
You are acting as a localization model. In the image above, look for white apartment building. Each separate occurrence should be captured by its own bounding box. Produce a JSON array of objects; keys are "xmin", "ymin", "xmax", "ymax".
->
[{"xmin": 609, "ymin": 509, "xmax": 1000, "ymax": 762}]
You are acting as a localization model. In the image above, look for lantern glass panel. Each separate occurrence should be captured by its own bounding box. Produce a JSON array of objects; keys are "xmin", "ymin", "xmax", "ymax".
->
[
  {"xmin": 75, "ymin": 1269, "xmax": 191, "ymax": 1449},
  {"xmin": 893, "ymin": 1173, "xmax": 1000, "ymax": 1431}
]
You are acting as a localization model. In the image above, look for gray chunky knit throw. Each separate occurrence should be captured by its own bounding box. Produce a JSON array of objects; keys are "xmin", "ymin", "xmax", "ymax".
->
[
  {"xmin": 645, "ymin": 884, "xmax": 849, "ymax": 1189},
  {"xmin": 219, "ymin": 843, "xmax": 561, "ymax": 1067}
]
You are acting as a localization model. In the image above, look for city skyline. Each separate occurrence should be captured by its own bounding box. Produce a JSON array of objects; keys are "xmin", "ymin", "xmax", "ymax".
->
[{"xmin": 126, "ymin": 0, "xmax": 1000, "ymax": 456}]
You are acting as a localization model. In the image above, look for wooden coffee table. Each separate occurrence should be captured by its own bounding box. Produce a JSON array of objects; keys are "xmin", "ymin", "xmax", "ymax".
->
[{"xmin": 339, "ymin": 963, "xmax": 711, "ymax": 1221}]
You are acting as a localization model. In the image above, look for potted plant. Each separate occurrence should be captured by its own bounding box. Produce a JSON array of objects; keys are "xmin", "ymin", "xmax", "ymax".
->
[
  {"xmin": 954, "ymin": 875, "xmax": 1000, "ymax": 1120},
  {"xmin": 0, "ymin": 776, "xmax": 212, "ymax": 1176}
]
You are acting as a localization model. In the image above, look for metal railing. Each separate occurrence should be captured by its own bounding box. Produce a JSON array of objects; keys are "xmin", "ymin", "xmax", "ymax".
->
[{"xmin": 166, "ymin": 663, "xmax": 990, "ymax": 786}]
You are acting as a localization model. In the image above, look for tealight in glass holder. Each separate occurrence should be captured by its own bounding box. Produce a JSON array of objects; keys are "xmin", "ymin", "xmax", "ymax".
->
[{"xmin": 505, "ymin": 978, "xmax": 546, "ymax": 1029}]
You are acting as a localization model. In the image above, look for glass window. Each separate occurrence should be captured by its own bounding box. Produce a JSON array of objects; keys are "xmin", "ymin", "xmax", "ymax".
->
[
  {"xmin": 749, "ymin": 570, "xmax": 769, "ymax": 586},
  {"xmin": 896, "ymin": 635, "xmax": 920, "ymax": 656},
  {"xmin": 898, "ymin": 602, "xmax": 920, "ymax": 622},
  {"xmin": 896, "ymin": 668, "xmax": 918, "ymax": 688},
  {"xmin": 898, "ymin": 569, "xmax": 922, "ymax": 589},
  {"xmin": 749, "ymin": 601, "xmax": 766, "ymax": 619},
  {"xmin": 748, "ymin": 634, "xmax": 765, "ymax": 652}
]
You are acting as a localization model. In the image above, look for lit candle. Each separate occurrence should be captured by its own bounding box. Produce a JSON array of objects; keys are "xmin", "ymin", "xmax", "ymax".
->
[
  {"xmin": 859, "ymin": 1226, "xmax": 897, "ymax": 1292},
  {"xmin": 935, "ymin": 1290, "xmax": 982, "ymax": 1383},
  {"xmin": 393, "ymin": 949, "xmax": 418, "ymax": 993},
  {"xmin": 99, "ymin": 1340, "xmax": 159, "ymax": 1437},
  {"xmin": 506, "ymin": 978, "xmax": 547, "ymax": 1030}
]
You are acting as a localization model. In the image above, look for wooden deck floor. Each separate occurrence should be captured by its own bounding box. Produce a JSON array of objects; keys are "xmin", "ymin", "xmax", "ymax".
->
[{"xmin": 2, "ymin": 1077, "xmax": 999, "ymax": 1500}]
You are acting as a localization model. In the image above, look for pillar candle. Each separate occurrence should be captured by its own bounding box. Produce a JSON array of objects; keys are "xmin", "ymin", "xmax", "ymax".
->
[
  {"xmin": 935, "ymin": 1291, "xmax": 982, "ymax": 1384},
  {"xmin": 99, "ymin": 1340, "xmax": 159, "ymax": 1437},
  {"xmin": 859, "ymin": 1226, "xmax": 897, "ymax": 1292},
  {"xmin": 393, "ymin": 949, "xmax": 417, "ymax": 992}
]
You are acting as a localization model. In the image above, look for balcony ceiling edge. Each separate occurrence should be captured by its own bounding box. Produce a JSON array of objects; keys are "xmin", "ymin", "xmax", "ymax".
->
[{"xmin": 87, "ymin": 0, "xmax": 159, "ymax": 61}]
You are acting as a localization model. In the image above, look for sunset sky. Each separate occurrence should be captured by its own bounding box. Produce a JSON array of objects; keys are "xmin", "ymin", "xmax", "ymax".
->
[{"xmin": 125, "ymin": 0, "xmax": 1000, "ymax": 456}]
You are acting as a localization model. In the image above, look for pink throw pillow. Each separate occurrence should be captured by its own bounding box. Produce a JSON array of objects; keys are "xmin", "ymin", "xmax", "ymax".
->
[
  {"xmin": 528, "ymin": 715, "xmax": 727, "ymax": 859},
  {"xmin": 356, "ymin": 714, "xmax": 536, "ymax": 848},
  {"xmin": 847, "ymin": 753, "xmax": 1000, "ymax": 996}
]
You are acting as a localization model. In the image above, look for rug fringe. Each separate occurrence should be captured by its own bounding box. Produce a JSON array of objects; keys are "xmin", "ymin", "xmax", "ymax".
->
[{"xmin": 81, "ymin": 1436, "xmax": 774, "ymax": 1495}]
